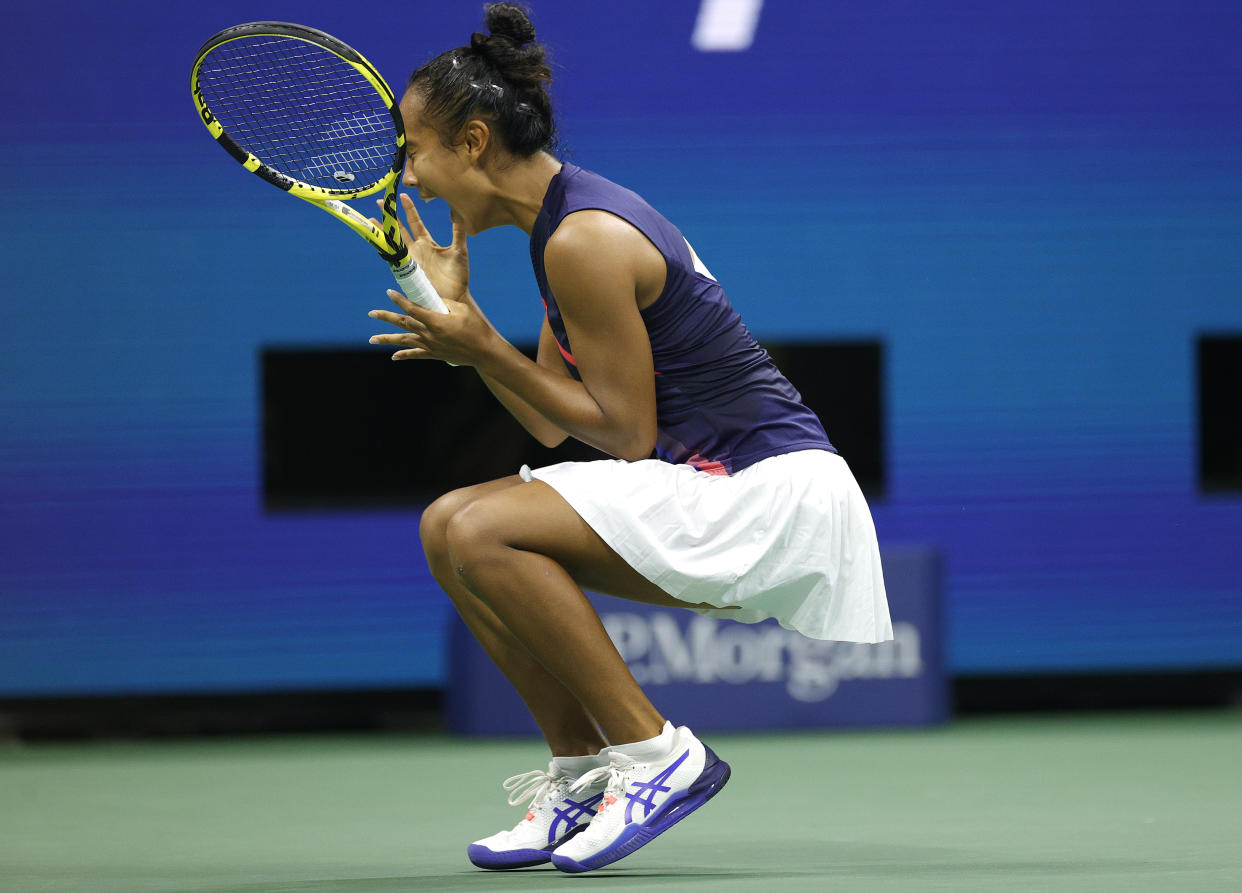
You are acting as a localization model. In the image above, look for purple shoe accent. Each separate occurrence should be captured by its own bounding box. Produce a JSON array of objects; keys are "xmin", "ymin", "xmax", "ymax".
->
[
  {"xmin": 467, "ymin": 844, "xmax": 551, "ymax": 870},
  {"xmin": 551, "ymin": 746, "xmax": 731, "ymax": 874},
  {"xmin": 468, "ymin": 817, "xmax": 594, "ymax": 870},
  {"xmin": 548, "ymin": 792, "xmax": 604, "ymax": 845},
  {"xmin": 623, "ymin": 748, "xmax": 688, "ymax": 824}
]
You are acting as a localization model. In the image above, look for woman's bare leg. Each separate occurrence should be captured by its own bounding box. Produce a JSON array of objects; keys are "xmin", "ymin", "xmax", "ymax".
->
[
  {"xmin": 440, "ymin": 479, "xmax": 683, "ymax": 747},
  {"xmin": 421, "ymin": 477, "xmax": 608, "ymax": 756}
]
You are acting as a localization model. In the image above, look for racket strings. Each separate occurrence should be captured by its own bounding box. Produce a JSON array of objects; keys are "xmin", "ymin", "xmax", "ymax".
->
[{"xmin": 197, "ymin": 35, "xmax": 397, "ymax": 191}]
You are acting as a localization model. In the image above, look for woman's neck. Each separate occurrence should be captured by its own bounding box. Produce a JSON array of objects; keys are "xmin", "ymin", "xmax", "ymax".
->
[{"xmin": 485, "ymin": 152, "xmax": 563, "ymax": 235}]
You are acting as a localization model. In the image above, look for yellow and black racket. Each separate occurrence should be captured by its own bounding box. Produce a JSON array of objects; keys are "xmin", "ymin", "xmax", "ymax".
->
[{"xmin": 191, "ymin": 21, "xmax": 447, "ymax": 312}]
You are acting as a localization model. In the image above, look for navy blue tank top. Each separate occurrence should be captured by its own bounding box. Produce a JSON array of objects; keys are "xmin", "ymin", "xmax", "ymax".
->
[{"xmin": 529, "ymin": 163, "xmax": 834, "ymax": 474}]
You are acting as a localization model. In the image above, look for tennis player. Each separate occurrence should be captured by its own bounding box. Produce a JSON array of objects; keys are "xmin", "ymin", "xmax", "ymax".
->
[{"xmin": 368, "ymin": 3, "xmax": 892, "ymax": 874}]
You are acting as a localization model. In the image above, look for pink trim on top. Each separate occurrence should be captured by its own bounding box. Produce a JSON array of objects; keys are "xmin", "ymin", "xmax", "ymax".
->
[
  {"xmin": 541, "ymin": 307, "xmax": 661, "ymax": 374},
  {"xmin": 687, "ymin": 454, "xmax": 729, "ymax": 475},
  {"xmin": 555, "ymin": 337, "xmax": 577, "ymax": 367}
]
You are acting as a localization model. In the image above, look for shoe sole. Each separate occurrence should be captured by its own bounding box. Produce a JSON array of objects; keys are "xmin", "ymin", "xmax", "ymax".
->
[
  {"xmin": 468, "ymin": 822, "xmax": 591, "ymax": 870},
  {"xmin": 550, "ymin": 746, "xmax": 732, "ymax": 874},
  {"xmin": 467, "ymin": 845, "xmax": 552, "ymax": 870}
]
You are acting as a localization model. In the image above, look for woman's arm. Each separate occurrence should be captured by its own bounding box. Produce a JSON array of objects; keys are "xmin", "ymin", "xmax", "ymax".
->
[
  {"xmin": 526, "ymin": 210, "xmax": 659, "ymax": 460},
  {"xmin": 475, "ymin": 318, "xmax": 572, "ymax": 449},
  {"xmin": 371, "ymin": 210, "xmax": 661, "ymax": 461}
]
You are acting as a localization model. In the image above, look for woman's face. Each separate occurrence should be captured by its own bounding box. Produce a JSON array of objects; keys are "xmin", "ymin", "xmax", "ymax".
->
[{"xmin": 398, "ymin": 90, "xmax": 487, "ymax": 234}]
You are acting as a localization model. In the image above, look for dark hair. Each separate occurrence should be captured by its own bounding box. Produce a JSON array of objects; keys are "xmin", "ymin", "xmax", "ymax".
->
[{"xmin": 407, "ymin": 3, "xmax": 556, "ymax": 157}]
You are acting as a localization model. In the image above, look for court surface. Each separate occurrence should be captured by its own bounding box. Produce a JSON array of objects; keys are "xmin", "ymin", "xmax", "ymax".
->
[{"xmin": 1, "ymin": 711, "xmax": 1238, "ymax": 893}]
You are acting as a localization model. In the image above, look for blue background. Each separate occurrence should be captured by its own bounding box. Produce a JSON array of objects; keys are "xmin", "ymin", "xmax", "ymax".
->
[{"xmin": 2, "ymin": 0, "xmax": 1240, "ymax": 696}]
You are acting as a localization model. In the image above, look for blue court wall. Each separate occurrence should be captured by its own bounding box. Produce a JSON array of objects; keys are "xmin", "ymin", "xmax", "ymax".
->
[{"xmin": 1, "ymin": 1, "xmax": 1240, "ymax": 695}]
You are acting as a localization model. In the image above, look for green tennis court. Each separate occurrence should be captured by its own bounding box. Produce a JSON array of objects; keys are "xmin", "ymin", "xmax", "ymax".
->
[{"xmin": 2, "ymin": 711, "xmax": 1238, "ymax": 893}]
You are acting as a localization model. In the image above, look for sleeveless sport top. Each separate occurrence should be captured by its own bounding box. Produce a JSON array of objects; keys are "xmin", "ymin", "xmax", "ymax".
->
[{"xmin": 529, "ymin": 163, "xmax": 835, "ymax": 474}]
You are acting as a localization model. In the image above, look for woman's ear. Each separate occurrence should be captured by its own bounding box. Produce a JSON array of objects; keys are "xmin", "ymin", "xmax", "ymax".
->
[{"xmin": 462, "ymin": 119, "xmax": 492, "ymax": 162}]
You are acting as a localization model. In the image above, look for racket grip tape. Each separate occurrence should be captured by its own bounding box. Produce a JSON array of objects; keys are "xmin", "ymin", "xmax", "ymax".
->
[
  {"xmin": 391, "ymin": 257, "xmax": 448, "ymax": 314},
  {"xmin": 389, "ymin": 256, "xmax": 457, "ymax": 366}
]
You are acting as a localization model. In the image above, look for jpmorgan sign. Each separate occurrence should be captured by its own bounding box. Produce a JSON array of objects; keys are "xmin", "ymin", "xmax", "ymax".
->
[
  {"xmin": 601, "ymin": 613, "xmax": 924, "ymax": 702},
  {"xmin": 448, "ymin": 547, "xmax": 947, "ymax": 733}
]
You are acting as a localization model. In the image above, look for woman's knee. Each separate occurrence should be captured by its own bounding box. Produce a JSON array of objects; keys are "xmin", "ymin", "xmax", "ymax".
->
[
  {"xmin": 443, "ymin": 498, "xmax": 513, "ymax": 584},
  {"xmin": 419, "ymin": 488, "xmax": 474, "ymax": 569},
  {"xmin": 420, "ymin": 476, "xmax": 525, "ymax": 563}
]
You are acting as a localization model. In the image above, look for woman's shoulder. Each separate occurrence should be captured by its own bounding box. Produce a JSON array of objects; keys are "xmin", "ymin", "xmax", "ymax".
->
[{"xmin": 544, "ymin": 209, "xmax": 663, "ymax": 286}]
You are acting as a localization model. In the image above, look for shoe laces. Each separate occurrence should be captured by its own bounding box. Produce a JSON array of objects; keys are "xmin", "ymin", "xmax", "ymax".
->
[
  {"xmin": 569, "ymin": 754, "xmax": 637, "ymax": 796},
  {"xmin": 501, "ymin": 765, "xmax": 572, "ymax": 809}
]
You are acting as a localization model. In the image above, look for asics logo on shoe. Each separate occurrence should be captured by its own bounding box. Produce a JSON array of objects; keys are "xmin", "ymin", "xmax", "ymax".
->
[
  {"xmin": 624, "ymin": 749, "xmax": 690, "ymax": 824},
  {"xmin": 547, "ymin": 793, "xmax": 604, "ymax": 845},
  {"xmin": 549, "ymin": 738, "xmax": 731, "ymax": 874}
]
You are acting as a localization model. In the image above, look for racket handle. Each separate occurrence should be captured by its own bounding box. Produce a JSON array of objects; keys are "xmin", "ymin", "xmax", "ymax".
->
[
  {"xmin": 391, "ymin": 257, "xmax": 448, "ymax": 314},
  {"xmin": 389, "ymin": 256, "xmax": 457, "ymax": 366}
]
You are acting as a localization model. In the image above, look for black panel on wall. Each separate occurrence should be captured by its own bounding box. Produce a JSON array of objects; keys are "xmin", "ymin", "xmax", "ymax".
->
[
  {"xmin": 1198, "ymin": 334, "xmax": 1242, "ymax": 493},
  {"xmin": 262, "ymin": 341, "xmax": 885, "ymax": 509},
  {"xmin": 764, "ymin": 341, "xmax": 885, "ymax": 499},
  {"xmin": 262, "ymin": 347, "xmax": 605, "ymax": 509}
]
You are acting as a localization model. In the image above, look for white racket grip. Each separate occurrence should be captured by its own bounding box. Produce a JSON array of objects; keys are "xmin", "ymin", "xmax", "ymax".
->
[{"xmin": 391, "ymin": 257, "xmax": 448, "ymax": 314}]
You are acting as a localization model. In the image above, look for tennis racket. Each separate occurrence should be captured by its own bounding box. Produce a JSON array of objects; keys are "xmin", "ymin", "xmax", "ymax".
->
[{"xmin": 191, "ymin": 21, "xmax": 447, "ymax": 313}]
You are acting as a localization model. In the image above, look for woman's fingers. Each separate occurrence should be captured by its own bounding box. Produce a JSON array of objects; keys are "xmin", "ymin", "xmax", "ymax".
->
[
  {"xmin": 449, "ymin": 209, "xmax": 468, "ymax": 257},
  {"xmin": 391, "ymin": 348, "xmax": 433, "ymax": 360},
  {"xmin": 369, "ymin": 307, "xmax": 419, "ymax": 327},
  {"xmin": 368, "ymin": 331, "xmax": 422, "ymax": 346},
  {"xmin": 399, "ymin": 192, "xmax": 434, "ymax": 243},
  {"xmin": 366, "ymin": 330, "xmax": 434, "ymax": 360},
  {"xmin": 369, "ymin": 284, "xmax": 457, "ymax": 361},
  {"xmin": 380, "ymin": 288, "xmax": 425, "ymax": 319},
  {"xmin": 375, "ymin": 198, "xmax": 418, "ymax": 247}
]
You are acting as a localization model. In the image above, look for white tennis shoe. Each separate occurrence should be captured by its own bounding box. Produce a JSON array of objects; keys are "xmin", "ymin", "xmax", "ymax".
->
[
  {"xmin": 467, "ymin": 763, "xmax": 607, "ymax": 870},
  {"xmin": 550, "ymin": 725, "xmax": 731, "ymax": 873}
]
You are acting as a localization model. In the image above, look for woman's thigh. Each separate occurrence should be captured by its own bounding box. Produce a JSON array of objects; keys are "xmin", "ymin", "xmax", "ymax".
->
[{"xmin": 445, "ymin": 478, "xmax": 702, "ymax": 611}]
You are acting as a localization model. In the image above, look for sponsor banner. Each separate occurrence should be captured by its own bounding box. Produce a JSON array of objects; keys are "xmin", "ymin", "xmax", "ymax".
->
[{"xmin": 447, "ymin": 546, "xmax": 946, "ymax": 734}]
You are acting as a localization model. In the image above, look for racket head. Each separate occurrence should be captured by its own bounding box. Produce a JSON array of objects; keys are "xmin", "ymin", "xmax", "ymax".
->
[{"xmin": 191, "ymin": 22, "xmax": 405, "ymax": 201}]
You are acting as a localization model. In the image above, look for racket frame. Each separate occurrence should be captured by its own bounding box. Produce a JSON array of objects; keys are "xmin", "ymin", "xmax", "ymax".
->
[{"xmin": 191, "ymin": 22, "xmax": 444, "ymax": 310}]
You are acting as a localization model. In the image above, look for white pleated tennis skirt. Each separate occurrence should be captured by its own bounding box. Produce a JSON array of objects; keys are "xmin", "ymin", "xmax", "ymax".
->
[{"xmin": 520, "ymin": 449, "xmax": 892, "ymax": 643}]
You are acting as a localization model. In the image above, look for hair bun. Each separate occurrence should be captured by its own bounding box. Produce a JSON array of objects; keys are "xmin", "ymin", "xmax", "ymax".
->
[
  {"xmin": 406, "ymin": 1, "xmax": 556, "ymax": 157},
  {"xmin": 468, "ymin": 2, "xmax": 550, "ymax": 95},
  {"xmin": 483, "ymin": 3, "xmax": 536, "ymax": 46}
]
